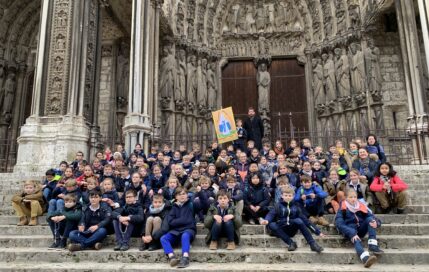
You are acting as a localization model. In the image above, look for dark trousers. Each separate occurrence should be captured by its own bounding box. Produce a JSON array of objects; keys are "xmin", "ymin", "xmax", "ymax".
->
[
  {"xmin": 112, "ymin": 220, "xmax": 135, "ymax": 245},
  {"xmin": 69, "ymin": 228, "xmax": 107, "ymax": 249},
  {"xmin": 194, "ymin": 197, "xmax": 214, "ymax": 220},
  {"xmin": 48, "ymin": 219, "xmax": 78, "ymax": 239},
  {"xmin": 300, "ymin": 198, "xmax": 325, "ymax": 217},
  {"xmin": 268, "ymin": 218, "xmax": 315, "ymax": 246},
  {"xmin": 243, "ymin": 205, "xmax": 269, "ymax": 221},
  {"xmin": 211, "ymin": 221, "xmax": 235, "ymax": 242}
]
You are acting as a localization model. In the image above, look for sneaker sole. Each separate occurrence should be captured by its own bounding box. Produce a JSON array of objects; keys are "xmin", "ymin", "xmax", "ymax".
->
[
  {"xmin": 170, "ymin": 259, "xmax": 180, "ymax": 267},
  {"xmin": 364, "ymin": 256, "xmax": 378, "ymax": 268},
  {"xmin": 370, "ymin": 250, "xmax": 384, "ymax": 256}
]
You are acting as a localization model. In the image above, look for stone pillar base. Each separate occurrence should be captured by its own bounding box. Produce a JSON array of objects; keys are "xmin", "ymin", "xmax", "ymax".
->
[
  {"xmin": 123, "ymin": 113, "xmax": 152, "ymax": 154},
  {"xmin": 14, "ymin": 116, "xmax": 90, "ymax": 173}
]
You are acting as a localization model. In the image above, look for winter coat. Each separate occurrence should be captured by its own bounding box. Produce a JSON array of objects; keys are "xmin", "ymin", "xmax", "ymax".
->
[
  {"xmin": 370, "ymin": 175, "xmax": 408, "ymax": 193},
  {"xmin": 335, "ymin": 201, "xmax": 380, "ymax": 238},
  {"xmin": 111, "ymin": 202, "xmax": 144, "ymax": 224},
  {"xmin": 294, "ymin": 183, "xmax": 328, "ymax": 207},
  {"xmin": 79, "ymin": 205, "xmax": 112, "ymax": 230},
  {"xmin": 12, "ymin": 188, "xmax": 46, "ymax": 210},
  {"xmin": 161, "ymin": 199, "xmax": 196, "ymax": 237},
  {"xmin": 204, "ymin": 203, "xmax": 242, "ymax": 244},
  {"xmin": 48, "ymin": 202, "xmax": 82, "ymax": 223},
  {"xmin": 243, "ymin": 182, "xmax": 270, "ymax": 208},
  {"xmin": 323, "ymin": 179, "xmax": 347, "ymax": 203}
]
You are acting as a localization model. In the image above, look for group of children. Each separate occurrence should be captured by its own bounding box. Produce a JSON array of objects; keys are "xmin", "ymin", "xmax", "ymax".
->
[{"xmin": 11, "ymin": 135, "xmax": 409, "ymax": 268}]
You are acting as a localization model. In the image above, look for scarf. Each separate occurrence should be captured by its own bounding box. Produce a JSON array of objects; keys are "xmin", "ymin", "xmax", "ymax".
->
[
  {"xmin": 380, "ymin": 175, "xmax": 391, "ymax": 194},
  {"xmin": 149, "ymin": 203, "xmax": 165, "ymax": 214},
  {"xmin": 345, "ymin": 200, "xmax": 361, "ymax": 214},
  {"xmin": 360, "ymin": 158, "xmax": 370, "ymax": 175}
]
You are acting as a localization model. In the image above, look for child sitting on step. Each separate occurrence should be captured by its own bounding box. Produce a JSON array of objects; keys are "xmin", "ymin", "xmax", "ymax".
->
[
  {"xmin": 160, "ymin": 187, "xmax": 196, "ymax": 268},
  {"xmin": 370, "ymin": 162, "xmax": 408, "ymax": 214},
  {"xmin": 335, "ymin": 189, "xmax": 383, "ymax": 268},
  {"xmin": 243, "ymin": 173, "xmax": 271, "ymax": 225},
  {"xmin": 111, "ymin": 189, "xmax": 144, "ymax": 251},
  {"xmin": 47, "ymin": 194, "xmax": 82, "ymax": 249},
  {"xmin": 12, "ymin": 180, "xmax": 45, "ymax": 226},
  {"xmin": 261, "ymin": 187, "xmax": 324, "ymax": 253}
]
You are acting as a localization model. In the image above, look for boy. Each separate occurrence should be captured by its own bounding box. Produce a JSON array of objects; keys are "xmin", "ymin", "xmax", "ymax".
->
[
  {"xmin": 233, "ymin": 119, "xmax": 247, "ymax": 152},
  {"xmin": 112, "ymin": 189, "xmax": 144, "ymax": 251},
  {"xmin": 184, "ymin": 168, "xmax": 201, "ymax": 198},
  {"xmin": 243, "ymin": 173, "xmax": 270, "ymax": 225},
  {"xmin": 116, "ymin": 166, "xmax": 131, "ymax": 196},
  {"xmin": 12, "ymin": 180, "xmax": 44, "ymax": 226},
  {"xmin": 194, "ymin": 176, "xmax": 216, "ymax": 222},
  {"xmin": 101, "ymin": 178, "xmax": 120, "ymax": 209},
  {"xmin": 225, "ymin": 176, "xmax": 244, "ymax": 216},
  {"xmin": 205, "ymin": 190, "xmax": 242, "ymax": 250},
  {"xmin": 42, "ymin": 169, "xmax": 61, "ymax": 202},
  {"xmin": 48, "ymin": 179, "xmax": 81, "ymax": 215},
  {"xmin": 294, "ymin": 175, "xmax": 329, "ymax": 226},
  {"xmin": 47, "ymin": 194, "xmax": 82, "ymax": 248},
  {"xmin": 141, "ymin": 194, "xmax": 170, "ymax": 251},
  {"xmin": 261, "ymin": 187, "xmax": 324, "ymax": 253},
  {"xmin": 182, "ymin": 155, "xmax": 193, "ymax": 174},
  {"xmin": 274, "ymin": 176, "xmax": 295, "ymax": 204},
  {"xmin": 68, "ymin": 190, "xmax": 111, "ymax": 251},
  {"xmin": 329, "ymin": 159, "xmax": 348, "ymax": 181}
]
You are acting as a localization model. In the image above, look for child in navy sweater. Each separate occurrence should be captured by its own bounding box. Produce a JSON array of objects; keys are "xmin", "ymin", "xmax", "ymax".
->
[
  {"xmin": 261, "ymin": 187, "xmax": 324, "ymax": 253},
  {"xmin": 193, "ymin": 176, "xmax": 216, "ymax": 222},
  {"xmin": 160, "ymin": 188, "xmax": 196, "ymax": 268},
  {"xmin": 243, "ymin": 173, "xmax": 271, "ymax": 225},
  {"xmin": 101, "ymin": 178, "xmax": 120, "ymax": 210},
  {"xmin": 335, "ymin": 189, "xmax": 383, "ymax": 268}
]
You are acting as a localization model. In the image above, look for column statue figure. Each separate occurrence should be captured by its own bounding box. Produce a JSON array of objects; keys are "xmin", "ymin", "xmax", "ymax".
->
[{"xmin": 257, "ymin": 63, "xmax": 271, "ymax": 115}]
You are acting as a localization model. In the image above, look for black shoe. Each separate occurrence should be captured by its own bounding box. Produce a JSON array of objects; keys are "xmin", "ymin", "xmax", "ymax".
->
[
  {"xmin": 58, "ymin": 238, "xmax": 67, "ymax": 249},
  {"xmin": 49, "ymin": 240, "xmax": 60, "ymax": 249},
  {"xmin": 148, "ymin": 242, "xmax": 160, "ymax": 251},
  {"xmin": 369, "ymin": 245, "xmax": 384, "ymax": 256},
  {"xmin": 120, "ymin": 244, "xmax": 129, "ymax": 251},
  {"xmin": 310, "ymin": 242, "xmax": 324, "ymax": 253},
  {"xmin": 169, "ymin": 255, "xmax": 180, "ymax": 267},
  {"xmin": 114, "ymin": 243, "xmax": 122, "ymax": 251},
  {"xmin": 397, "ymin": 208, "xmax": 405, "ymax": 214},
  {"xmin": 362, "ymin": 255, "xmax": 377, "ymax": 268},
  {"xmin": 177, "ymin": 256, "xmax": 190, "ymax": 268},
  {"xmin": 288, "ymin": 241, "xmax": 297, "ymax": 251},
  {"xmin": 139, "ymin": 241, "xmax": 148, "ymax": 251},
  {"xmin": 68, "ymin": 243, "xmax": 82, "ymax": 252}
]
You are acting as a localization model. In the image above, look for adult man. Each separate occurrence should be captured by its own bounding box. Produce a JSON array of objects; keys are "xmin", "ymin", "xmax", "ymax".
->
[{"xmin": 243, "ymin": 107, "xmax": 264, "ymax": 150}]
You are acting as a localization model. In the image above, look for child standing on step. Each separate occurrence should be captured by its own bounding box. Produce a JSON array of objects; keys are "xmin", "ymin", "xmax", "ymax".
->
[
  {"xmin": 370, "ymin": 162, "xmax": 408, "ymax": 214},
  {"xmin": 335, "ymin": 189, "xmax": 383, "ymax": 268},
  {"xmin": 47, "ymin": 194, "xmax": 82, "ymax": 249},
  {"xmin": 160, "ymin": 187, "xmax": 196, "ymax": 268},
  {"xmin": 261, "ymin": 187, "xmax": 324, "ymax": 253},
  {"xmin": 111, "ymin": 189, "xmax": 144, "ymax": 251},
  {"xmin": 12, "ymin": 180, "xmax": 45, "ymax": 226}
]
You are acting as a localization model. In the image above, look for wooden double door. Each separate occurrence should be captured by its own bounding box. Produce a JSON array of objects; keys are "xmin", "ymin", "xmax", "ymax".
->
[{"xmin": 221, "ymin": 58, "xmax": 308, "ymax": 140}]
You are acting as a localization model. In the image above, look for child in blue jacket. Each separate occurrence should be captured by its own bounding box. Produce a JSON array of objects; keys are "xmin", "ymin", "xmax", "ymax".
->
[
  {"xmin": 294, "ymin": 175, "xmax": 329, "ymax": 226},
  {"xmin": 160, "ymin": 187, "xmax": 196, "ymax": 268},
  {"xmin": 335, "ymin": 189, "xmax": 383, "ymax": 268},
  {"xmin": 261, "ymin": 187, "xmax": 324, "ymax": 253},
  {"xmin": 243, "ymin": 173, "xmax": 271, "ymax": 225}
]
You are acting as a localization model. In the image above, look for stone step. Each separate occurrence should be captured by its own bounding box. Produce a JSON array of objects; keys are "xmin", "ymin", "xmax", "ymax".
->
[
  {"xmin": 1, "ymin": 247, "xmax": 428, "ymax": 265},
  {"xmin": 1, "ymin": 262, "xmax": 428, "ymax": 272},
  {"xmin": 0, "ymin": 234, "xmax": 427, "ymax": 249}
]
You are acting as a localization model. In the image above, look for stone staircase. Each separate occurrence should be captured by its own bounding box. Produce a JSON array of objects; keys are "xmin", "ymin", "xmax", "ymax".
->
[{"xmin": 0, "ymin": 166, "xmax": 429, "ymax": 271}]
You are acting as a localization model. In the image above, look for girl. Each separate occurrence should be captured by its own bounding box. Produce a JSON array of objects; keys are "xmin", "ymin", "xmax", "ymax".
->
[
  {"xmin": 335, "ymin": 189, "xmax": 383, "ymax": 268},
  {"xmin": 160, "ymin": 188, "xmax": 196, "ymax": 268},
  {"xmin": 206, "ymin": 164, "xmax": 220, "ymax": 189},
  {"xmin": 149, "ymin": 164, "xmax": 165, "ymax": 197},
  {"xmin": 323, "ymin": 170, "xmax": 346, "ymax": 214},
  {"xmin": 249, "ymin": 148, "xmax": 261, "ymax": 164},
  {"xmin": 76, "ymin": 165, "xmax": 97, "ymax": 191},
  {"xmin": 348, "ymin": 169, "xmax": 373, "ymax": 207},
  {"xmin": 172, "ymin": 164, "xmax": 188, "ymax": 186},
  {"xmin": 161, "ymin": 177, "xmax": 180, "ymax": 203},
  {"xmin": 285, "ymin": 139, "xmax": 298, "ymax": 156},
  {"xmin": 370, "ymin": 162, "xmax": 408, "ymax": 214},
  {"xmin": 243, "ymin": 173, "xmax": 271, "ymax": 225},
  {"xmin": 274, "ymin": 140, "xmax": 285, "ymax": 156},
  {"xmin": 366, "ymin": 134, "xmax": 386, "ymax": 163}
]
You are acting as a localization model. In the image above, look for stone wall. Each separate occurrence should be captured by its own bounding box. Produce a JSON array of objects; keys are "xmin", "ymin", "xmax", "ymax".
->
[{"xmin": 374, "ymin": 19, "xmax": 409, "ymax": 130}]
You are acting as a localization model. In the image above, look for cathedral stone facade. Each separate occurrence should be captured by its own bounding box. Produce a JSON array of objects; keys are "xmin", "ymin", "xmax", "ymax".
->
[{"xmin": 0, "ymin": 0, "xmax": 427, "ymax": 172}]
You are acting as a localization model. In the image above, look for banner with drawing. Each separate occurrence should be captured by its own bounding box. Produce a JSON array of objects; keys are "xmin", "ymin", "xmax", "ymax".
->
[{"xmin": 212, "ymin": 107, "xmax": 238, "ymax": 144}]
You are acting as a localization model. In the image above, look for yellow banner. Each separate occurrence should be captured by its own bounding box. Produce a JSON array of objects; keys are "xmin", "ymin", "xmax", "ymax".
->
[{"xmin": 212, "ymin": 107, "xmax": 238, "ymax": 144}]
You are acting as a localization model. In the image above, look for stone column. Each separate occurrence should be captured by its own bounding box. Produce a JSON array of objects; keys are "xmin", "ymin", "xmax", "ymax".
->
[
  {"xmin": 304, "ymin": 50, "xmax": 316, "ymax": 135},
  {"xmin": 417, "ymin": 0, "xmax": 429, "ymax": 78},
  {"xmin": 15, "ymin": 0, "xmax": 101, "ymax": 172},
  {"xmin": 396, "ymin": 0, "xmax": 429, "ymax": 163},
  {"xmin": 123, "ymin": 0, "xmax": 155, "ymax": 155}
]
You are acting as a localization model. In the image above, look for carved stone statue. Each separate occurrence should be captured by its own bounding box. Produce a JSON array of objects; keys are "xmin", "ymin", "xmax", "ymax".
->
[
  {"xmin": 275, "ymin": 1, "xmax": 286, "ymax": 30},
  {"xmin": 257, "ymin": 63, "xmax": 271, "ymax": 114},
  {"xmin": 334, "ymin": 48, "xmax": 351, "ymax": 98},
  {"xmin": 1, "ymin": 71, "xmax": 16, "ymax": 116},
  {"xmin": 245, "ymin": 5, "xmax": 256, "ymax": 33},
  {"xmin": 322, "ymin": 53, "xmax": 336, "ymax": 104},
  {"xmin": 186, "ymin": 55, "xmax": 198, "ymax": 107},
  {"xmin": 224, "ymin": 7, "xmax": 237, "ymax": 33},
  {"xmin": 197, "ymin": 58, "xmax": 208, "ymax": 111},
  {"xmin": 207, "ymin": 62, "xmax": 217, "ymax": 111},
  {"xmin": 237, "ymin": 5, "xmax": 248, "ymax": 33},
  {"xmin": 159, "ymin": 45, "xmax": 176, "ymax": 100},
  {"xmin": 312, "ymin": 58, "xmax": 325, "ymax": 106},
  {"xmin": 175, "ymin": 49, "xmax": 186, "ymax": 103},
  {"xmin": 350, "ymin": 43, "xmax": 366, "ymax": 94},
  {"xmin": 116, "ymin": 42, "xmax": 129, "ymax": 100},
  {"xmin": 255, "ymin": 3, "xmax": 267, "ymax": 32},
  {"xmin": 365, "ymin": 40, "xmax": 382, "ymax": 100}
]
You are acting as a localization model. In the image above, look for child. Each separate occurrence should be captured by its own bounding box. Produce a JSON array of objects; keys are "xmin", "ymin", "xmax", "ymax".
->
[
  {"xmin": 68, "ymin": 190, "xmax": 112, "ymax": 251},
  {"xmin": 112, "ymin": 189, "xmax": 144, "ymax": 251},
  {"xmin": 261, "ymin": 187, "xmax": 324, "ymax": 253},
  {"xmin": 101, "ymin": 178, "xmax": 120, "ymax": 209},
  {"xmin": 184, "ymin": 168, "xmax": 201, "ymax": 198},
  {"xmin": 160, "ymin": 188, "xmax": 196, "ymax": 268},
  {"xmin": 312, "ymin": 161, "xmax": 327, "ymax": 185},
  {"xmin": 370, "ymin": 162, "xmax": 408, "ymax": 214},
  {"xmin": 285, "ymin": 139, "xmax": 298, "ymax": 156},
  {"xmin": 12, "ymin": 180, "xmax": 44, "ymax": 226},
  {"xmin": 141, "ymin": 194, "xmax": 170, "ymax": 251},
  {"xmin": 194, "ymin": 176, "xmax": 216, "ymax": 222},
  {"xmin": 259, "ymin": 156, "xmax": 274, "ymax": 185},
  {"xmin": 243, "ymin": 173, "xmax": 270, "ymax": 225},
  {"xmin": 42, "ymin": 169, "xmax": 61, "ymax": 202},
  {"xmin": 323, "ymin": 170, "xmax": 346, "ymax": 214},
  {"xmin": 274, "ymin": 140, "xmax": 285, "ymax": 155},
  {"xmin": 48, "ymin": 179, "xmax": 81, "ymax": 216},
  {"xmin": 294, "ymin": 175, "xmax": 329, "ymax": 226},
  {"xmin": 274, "ymin": 176, "xmax": 295, "ymax": 204},
  {"xmin": 329, "ymin": 158, "xmax": 348, "ymax": 180},
  {"xmin": 182, "ymin": 155, "xmax": 193, "ymax": 175},
  {"xmin": 335, "ymin": 189, "xmax": 383, "ymax": 268},
  {"xmin": 161, "ymin": 177, "xmax": 180, "ymax": 203},
  {"xmin": 366, "ymin": 134, "xmax": 386, "ymax": 163},
  {"xmin": 348, "ymin": 169, "xmax": 373, "ymax": 207},
  {"xmin": 233, "ymin": 118, "xmax": 247, "ymax": 152},
  {"xmin": 205, "ymin": 190, "xmax": 242, "ymax": 250},
  {"xmin": 225, "ymin": 176, "xmax": 244, "ymax": 216},
  {"xmin": 172, "ymin": 164, "xmax": 188, "ymax": 186},
  {"xmin": 47, "ymin": 194, "xmax": 82, "ymax": 248},
  {"xmin": 80, "ymin": 178, "xmax": 99, "ymax": 207},
  {"xmin": 148, "ymin": 164, "xmax": 165, "ymax": 196},
  {"xmin": 116, "ymin": 166, "xmax": 131, "ymax": 196}
]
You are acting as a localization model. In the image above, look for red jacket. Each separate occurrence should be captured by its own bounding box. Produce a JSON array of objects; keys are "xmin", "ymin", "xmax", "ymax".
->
[{"xmin": 370, "ymin": 175, "xmax": 408, "ymax": 193}]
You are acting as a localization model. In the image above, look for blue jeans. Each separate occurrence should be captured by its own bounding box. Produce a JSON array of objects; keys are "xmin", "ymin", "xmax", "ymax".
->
[
  {"xmin": 211, "ymin": 221, "xmax": 235, "ymax": 242},
  {"xmin": 269, "ymin": 218, "xmax": 315, "ymax": 246},
  {"xmin": 69, "ymin": 228, "xmax": 108, "ymax": 249},
  {"xmin": 112, "ymin": 220, "xmax": 135, "ymax": 245},
  {"xmin": 300, "ymin": 198, "xmax": 325, "ymax": 217},
  {"xmin": 160, "ymin": 231, "xmax": 193, "ymax": 255},
  {"xmin": 48, "ymin": 199, "xmax": 64, "ymax": 214},
  {"xmin": 43, "ymin": 188, "xmax": 52, "ymax": 202},
  {"xmin": 48, "ymin": 219, "xmax": 78, "ymax": 239},
  {"xmin": 350, "ymin": 217, "xmax": 378, "ymax": 257}
]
